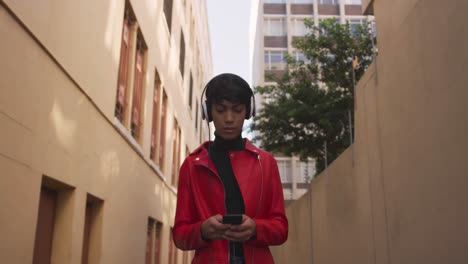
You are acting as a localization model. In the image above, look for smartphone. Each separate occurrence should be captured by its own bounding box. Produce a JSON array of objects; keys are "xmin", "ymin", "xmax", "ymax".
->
[{"xmin": 222, "ymin": 214, "xmax": 243, "ymax": 225}]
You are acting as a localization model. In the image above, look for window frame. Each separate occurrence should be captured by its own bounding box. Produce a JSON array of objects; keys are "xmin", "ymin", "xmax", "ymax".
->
[
  {"xmin": 146, "ymin": 218, "xmax": 163, "ymax": 264},
  {"xmin": 159, "ymin": 91, "xmax": 168, "ymax": 169},
  {"xmin": 171, "ymin": 119, "xmax": 182, "ymax": 187},
  {"xmin": 264, "ymin": 49, "xmax": 287, "ymax": 70},
  {"xmin": 319, "ymin": 0, "xmax": 339, "ymax": 4},
  {"xmin": 291, "ymin": 0, "xmax": 313, "ymax": 3},
  {"xmin": 291, "ymin": 17, "xmax": 313, "ymax": 36},
  {"xmin": 168, "ymin": 227, "xmax": 178, "ymax": 264},
  {"xmin": 179, "ymin": 30, "xmax": 186, "ymax": 78},
  {"xmin": 264, "ymin": 17, "xmax": 287, "ymax": 36},
  {"xmin": 347, "ymin": 18, "xmax": 365, "ymax": 36},
  {"xmin": 115, "ymin": 8, "xmax": 136, "ymax": 123},
  {"xmin": 292, "ymin": 50, "xmax": 310, "ymax": 64},
  {"xmin": 130, "ymin": 30, "xmax": 147, "ymax": 142},
  {"xmin": 150, "ymin": 72, "xmax": 162, "ymax": 162},
  {"xmin": 188, "ymin": 72, "xmax": 193, "ymax": 109},
  {"xmin": 345, "ymin": 0, "xmax": 361, "ymax": 4}
]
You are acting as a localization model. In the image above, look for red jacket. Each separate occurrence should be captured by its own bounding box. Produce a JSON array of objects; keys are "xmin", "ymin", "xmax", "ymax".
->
[{"xmin": 173, "ymin": 139, "xmax": 288, "ymax": 263}]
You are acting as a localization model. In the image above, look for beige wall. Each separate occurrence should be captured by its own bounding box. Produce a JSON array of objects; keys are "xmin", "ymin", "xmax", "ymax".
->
[
  {"xmin": 0, "ymin": 0, "xmax": 210, "ymax": 263},
  {"xmin": 272, "ymin": 0, "xmax": 468, "ymax": 263}
]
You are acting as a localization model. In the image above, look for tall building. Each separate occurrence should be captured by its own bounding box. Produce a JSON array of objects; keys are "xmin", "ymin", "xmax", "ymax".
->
[
  {"xmin": 251, "ymin": 0, "xmax": 372, "ymax": 203},
  {"xmin": 0, "ymin": 0, "xmax": 211, "ymax": 263}
]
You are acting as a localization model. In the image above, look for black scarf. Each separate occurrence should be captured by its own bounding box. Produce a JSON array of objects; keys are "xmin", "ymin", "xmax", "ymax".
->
[{"xmin": 208, "ymin": 133, "xmax": 245, "ymax": 261}]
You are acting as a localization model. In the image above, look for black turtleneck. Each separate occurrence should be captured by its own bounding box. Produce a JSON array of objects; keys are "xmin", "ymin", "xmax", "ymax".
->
[{"xmin": 207, "ymin": 133, "xmax": 246, "ymax": 262}]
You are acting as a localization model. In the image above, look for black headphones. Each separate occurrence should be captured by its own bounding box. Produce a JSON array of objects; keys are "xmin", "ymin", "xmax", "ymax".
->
[{"xmin": 200, "ymin": 73, "xmax": 256, "ymax": 122}]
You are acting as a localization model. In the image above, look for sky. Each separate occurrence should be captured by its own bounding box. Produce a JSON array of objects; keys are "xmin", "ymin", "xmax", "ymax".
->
[
  {"xmin": 206, "ymin": 0, "xmax": 253, "ymax": 85},
  {"xmin": 206, "ymin": 0, "xmax": 257, "ymax": 138}
]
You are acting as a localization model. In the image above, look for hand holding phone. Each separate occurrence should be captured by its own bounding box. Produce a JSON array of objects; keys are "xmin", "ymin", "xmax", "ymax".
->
[{"xmin": 222, "ymin": 214, "xmax": 243, "ymax": 225}]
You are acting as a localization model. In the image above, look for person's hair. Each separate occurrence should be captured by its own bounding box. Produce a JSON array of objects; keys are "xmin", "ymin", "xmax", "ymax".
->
[{"xmin": 205, "ymin": 73, "xmax": 253, "ymax": 110}]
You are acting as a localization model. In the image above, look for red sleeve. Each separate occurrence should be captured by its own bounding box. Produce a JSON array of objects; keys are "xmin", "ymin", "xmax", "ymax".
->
[
  {"xmin": 247, "ymin": 154, "xmax": 288, "ymax": 247},
  {"xmin": 172, "ymin": 158, "xmax": 210, "ymax": 250}
]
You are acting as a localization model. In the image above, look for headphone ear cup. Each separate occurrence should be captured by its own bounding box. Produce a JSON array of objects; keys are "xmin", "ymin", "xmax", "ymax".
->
[
  {"xmin": 245, "ymin": 95, "xmax": 255, "ymax": 119},
  {"xmin": 250, "ymin": 95, "xmax": 255, "ymax": 118},
  {"xmin": 202, "ymin": 100, "xmax": 212, "ymax": 122},
  {"xmin": 206, "ymin": 102, "xmax": 212, "ymax": 122},
  {"xmin": 201, "ymin": 101, "xmax": 207, "ymax": 120},
  {"xmin": 245, "ymin": 102, "xmax": 251, "ymax": 120}
]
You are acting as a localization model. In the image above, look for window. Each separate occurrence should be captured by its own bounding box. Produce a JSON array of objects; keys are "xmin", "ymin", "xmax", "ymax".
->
[
  {"xmin": 33, "ymin": 177, "xmax": 75, "ymax": 264},
  {"xmin": 150, "ymin": 71, "xmax": 162, "ymax": 162},
  {"xmin": 131, "ymin": 31, "xmax": 147, "ymax": 142},
  {"xmin": 195, "ymin": 102, "xmax": 199, "ymax": 130},
  {"xmin": 115, "ymin": 2, "xmax": 147, "ymax": 143},
  {"xmin": 82, "ymin": 203, "xmax": 92, "ymax": 264},
  {"xmin": 159, "ymin": 92, "xmax": 168, "ymax": 169},
  {"xmin": 347, "ymin": 19, "xmax": 364, "ymax": 36},
  {"xmin": 345, "ymin": 0, "xmax": 361, "ymax": 4},
  {"xmin": 81, "ymin": 195, "xmax": 103, "ymax": 264},
  {"xmin": 199, "ymin": 107, "xmax": 203, "ymax": 143},
  {"xmin": 146, "ymin": 218, "xmax": 163, "ymax": 264},
  {"xmin": 179, "ymin": 31, "xmax": 186, "ymax": 77},
  {"xmin": 168, "ymin": 227, "xmax": 178, "ymax": 264},
  {"xmin": 293, "ymin": 51, "xmax": 310, "ymax": 63},
  {"xmin": 264, "ymin": 50, "xmax": 286, "ymax": 70},
  {"xmin": 318, "ymin": 17, "xmax": 340, "ymax": 35},
  {"xmin": 171, "ymin": 120, "xmax": 182, "ymax": 187},
  {"xmin": 115, "ymin": 6, "xmax": 135, "ymax": 123},
  {"xmin": 296, "ymin": 160, "xmax": 315, "ymax": 183},
  {"xmin": 154, "ymin": 222, "xmax": 162, "ymax": 264},
  {"xmin": 33, "ymin": 187, "xmax": 57, "ymax": 264},
  {"xmin": 163, "ymin": 0, "xmax": 173, "ymax": 32},
  {"xmin": 276, "ymin": 159, "xmax": 292, "ymax": 183},
  {"xmin": 188, "ymin": 73, "xmax": 193, "ymax": 109},
  {"xmin": 369, "ymin": 20, "xmax": 377, "ymax": 37},
  {"xmin": 291, "ymin": 0, "xmax": 313, "ymax": 3},
  {"xmin": 145, "ymin": 220, "xmax": 153, "ymax": 264},
  {"xmin": 319, "ymin": 0, "xmax": 339, "ymax": 4},
  {"xmin": 291, "ymin": 18, "xmax": 311, "ymax": 36},
  {"xmin": 264, "ymin": 18, "xmax": 286, "ymax": 36}
]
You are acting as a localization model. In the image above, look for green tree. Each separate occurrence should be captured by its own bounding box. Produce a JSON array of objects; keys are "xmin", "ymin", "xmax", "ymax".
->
[{"xmin": 251, "ymin": 18, "xmax": 375, "ymax": 174}]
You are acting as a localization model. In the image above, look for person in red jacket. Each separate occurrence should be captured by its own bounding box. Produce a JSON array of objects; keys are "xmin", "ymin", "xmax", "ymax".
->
[{"xmin": 173, "ymin": 73, "xmax": 288, "ymax": 264}]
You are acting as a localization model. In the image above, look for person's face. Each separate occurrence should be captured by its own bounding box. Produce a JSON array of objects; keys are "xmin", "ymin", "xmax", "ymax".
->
[{"xmin": 211, "ymin": 100, "xmax": 246, "ymax": 140}]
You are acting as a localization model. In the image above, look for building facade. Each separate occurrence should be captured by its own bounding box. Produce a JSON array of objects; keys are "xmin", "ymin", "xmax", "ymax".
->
[
  {"xmin": 0, "ymin": 0, "xmax": 212, "ymax": 263},
  {"xmin": 251, "ymin": 0, "xmax": 372, "ymax": 202}
]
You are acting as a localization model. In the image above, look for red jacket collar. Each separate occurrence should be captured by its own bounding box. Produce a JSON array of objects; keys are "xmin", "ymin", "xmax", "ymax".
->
[{"xmin": 190, "ymin": 138, "xmax": 261, "ymax": 166}]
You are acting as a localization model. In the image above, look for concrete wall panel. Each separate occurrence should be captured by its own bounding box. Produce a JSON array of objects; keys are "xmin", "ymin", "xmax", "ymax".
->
[
  {"xmin": 0, "ymin": 156, "xmax": 40, "ymax": 264},
  {"xmin": 272, "ymin": 0, "xmax": 468, "ymax": 263}
]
